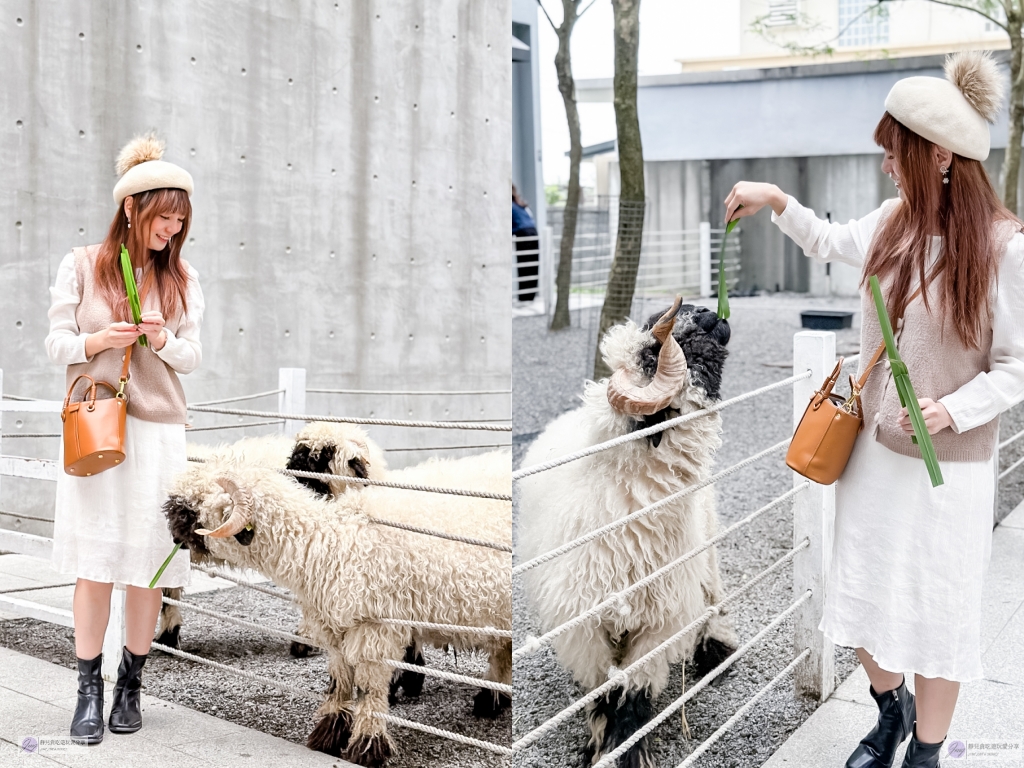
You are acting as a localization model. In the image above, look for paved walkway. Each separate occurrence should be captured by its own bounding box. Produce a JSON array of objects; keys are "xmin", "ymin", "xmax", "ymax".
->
[
  {"xmin": 0, "ymin": 556, "xmax": 355, "ymax": 768},
  {"xmin": 764, "ymin": 501, "xmax": 1024, "ymax": 767}
]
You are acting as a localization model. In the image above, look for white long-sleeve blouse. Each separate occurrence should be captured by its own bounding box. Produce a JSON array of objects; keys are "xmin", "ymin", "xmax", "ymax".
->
[
  {"xmin": 772, "ymin": 194, "xmax": 1024, "ymax": 435},
  {"xmin": 45, "ymin": 251, "xmax": 204, "ymax": 374}
]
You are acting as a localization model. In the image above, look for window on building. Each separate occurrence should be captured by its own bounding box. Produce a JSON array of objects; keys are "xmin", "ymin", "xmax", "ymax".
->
[
  {"xmin": 837, "ymin": 0, "xmax": 889, "ymax": 47},
  {"xmin": 984, "ymin": 4, "xmax": 1006, "ymax": 32},
  {"xmin": 763, "ymin": 0, "xmax": 800, "ymax": 27}
]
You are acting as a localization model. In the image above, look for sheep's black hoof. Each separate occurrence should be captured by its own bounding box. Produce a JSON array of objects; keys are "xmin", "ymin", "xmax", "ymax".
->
[
  {"xmin": 307, "ymin": 711, "xmax": 352, "ymax": 757},
  {"xmin": 472, "ymin": 689, "xmax": 511, "ymax": 718},
  {"xmin": 342, "ymin": 734, "xmax": 393, "ymax": 767},
  {"xmin": 397, "ymin": 646, "xmax": 425, "ymax": 697},
  {"xmin": 689, "ymin": 635, "xmax": 737, "ymax": 684},
  {"xmin": 601, "ymin": 687, "xmax": 655, "ymax": 768},
  {"xmin": 290, "ymin": 640, "xmax": 313, "ymax": 658},
  {"xmin": 154, "ymin": 625, "xmax": 180, "ymax": 650}
]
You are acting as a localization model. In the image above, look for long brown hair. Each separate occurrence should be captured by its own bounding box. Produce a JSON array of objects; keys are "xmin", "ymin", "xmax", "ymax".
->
[
  {"xmin": 862, "ymin": 111, "xmax": 1020, "ymax": 349},
  {"xmin": 95, "ymin": 188, "xmax": 193, "ymax": 323}
]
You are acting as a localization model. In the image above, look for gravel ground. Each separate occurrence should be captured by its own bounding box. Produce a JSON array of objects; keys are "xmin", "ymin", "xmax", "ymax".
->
[
  {"xmin": 512, "ymin": 294, "xmax": 1024, "ymax": 768},
  {"xmin": 0, "ymin": 582, "xmax": 510, "ymax": 768}
]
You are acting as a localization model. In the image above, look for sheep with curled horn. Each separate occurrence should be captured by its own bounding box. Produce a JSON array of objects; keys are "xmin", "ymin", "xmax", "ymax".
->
[
  {"xmin": 517, "ymin": 296, "xmax": 739, "ymax": 768},
  {"xmin": 162, "ymin": 452, "xmax": 511, "ymax": 767},
  {"xmin": 155, "ymin": 434, "xmax": 296, "ymax": 651}
]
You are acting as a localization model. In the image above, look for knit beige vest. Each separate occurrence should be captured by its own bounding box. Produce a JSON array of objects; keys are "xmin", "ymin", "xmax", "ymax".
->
[
  {"xmin": 857, "ymin": 219, "xmax": 1020, "ymax": 462},
  {"xmin": 66, "ymin": 245, "xmax": 188, "ymax": 424}
]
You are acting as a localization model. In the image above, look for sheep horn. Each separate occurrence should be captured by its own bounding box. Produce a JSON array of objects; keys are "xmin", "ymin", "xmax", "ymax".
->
[
  {"xmin": 195, "ymin": 477, "xmax": 253, "ymax": 538},
  {"xmin": 606, "ymin": 295, "xmax": 688, "ymax": 416}
]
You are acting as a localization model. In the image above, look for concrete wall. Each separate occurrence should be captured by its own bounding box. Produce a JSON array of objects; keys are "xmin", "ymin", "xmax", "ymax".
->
[{"xmin": 0, "ymin": 1, "xmax": 510, "ymax": 527}]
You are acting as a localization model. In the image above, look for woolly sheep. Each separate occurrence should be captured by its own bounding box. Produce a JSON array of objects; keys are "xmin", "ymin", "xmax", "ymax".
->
[
  {"xmin": 163, "ymin": 450, "xmax": 511, "ymax": 766},
  {"xmin": 517, "ymin": 298, "xmax": 739, "ymax": 768}
]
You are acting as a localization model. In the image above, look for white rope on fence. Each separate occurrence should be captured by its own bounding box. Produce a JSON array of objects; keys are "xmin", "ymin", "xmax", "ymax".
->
[
  {"xmin": 512, "ymin": 372, "xmax": 810, "ymax": 481},
  {"xmin": 387, "ymin": 443, "xmax": 512, "ymax": 452},
  {"xmin": 186, "ymin": 405, "xmax": 512, "ymax": 432},
  {"xmin": 161, "ymin": 595, "xmax": 312, "ymax": 646},
  {"xmin": 512, "ymin": 439, "xmax": 791, "ymax": 577},
  {"xmin": 0, "ymin": 433, "xmax": 60, "ymax": 438},
  {"xmin": 999, "ymin": 452, "xmax": 1024, "ymax": 481},
  {"xmin": 149, "ymin": 640, "xmax": 322, "ymax": 701},
  {"xmin": 185, "ymin": 456, "xmax": 511, "ymax": 501},
  {"xmin": 148, "ymin": 641, "xmax": 512, "ymax": 755},
  {"xmin": 384, "ymin": 659, "xmax": 513, "ymax": 695},
  {"xmin": 0, "ymin": 582, "xmax": 77, "ymax": 594},
  {"xmin": 675, "ymin": 647, "xmax": 812, "ymax": 768},
  {"xmin": 309, "ymin": 388, "xmax": 511, "ymax": 396},
  {"xmin": 511, "ymin": 483, "xmax": 809, "ymax": 661},
  {"xmin": 186, "ymin": 420, "xmax": 285, "ymax": 432},
  {"xmin": 187, "ymin": 389, "xmax": 285, "ymax": 406},
  {"xmin": 365, "ymin": 517, "xmax": 513, "ymax": 553},
  {"xmin": 281, "ymin": 466, "xmax": 512, "ymax": 502},
  {"xmin": 0, "ymin": 511, "xmax": 54, "ymax": 524},
  {"xmin": 187, "ymin": 566, "xmax": 512, "ymax": 638},
  {"xmin": 511, "ymin": 540, "xmax": 810, "ymax": 753},
  {"xmin": 377, "ymin": 618, "xmax": 512, "ymax": 639},
  {"xmin": 1, "ymin": 394, "xmax": 40, "ymax": 401},
  {"xmin": 1000, "ymin": 426, "xmax": 1024, "ymax": 451},
  {"xmin": 373, "ymin": 712, "xmax": 513, "ymax": 756},
  {"xmin": 592, "ymin": 586, "xmax": 814, "ymax": 768}
]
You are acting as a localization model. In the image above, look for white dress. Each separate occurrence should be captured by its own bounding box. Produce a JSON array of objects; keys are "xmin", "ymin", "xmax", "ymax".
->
[
  {"xmin": 45, "ymin": 252, "xmax": 205, "ymax": 590},
  {"xmin": 773, "ymin": 196, "xmax": 1024, "ymax": 682}
]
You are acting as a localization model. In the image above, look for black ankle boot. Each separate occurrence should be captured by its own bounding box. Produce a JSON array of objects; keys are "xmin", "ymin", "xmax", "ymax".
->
[
  {"xmin": 108, "ymin": 646, "xmax": 147, "ymax": 733},
  {"xmin": 70, "ymin": 653, "xmax": 104, "ymax": 745},
  {"xmin": 845, "ymin": 675, "xmax": 916, "ymax": 768},
  {"xmin": 900, "ymin": 725, "xmax": 945, "ymax": 768}
]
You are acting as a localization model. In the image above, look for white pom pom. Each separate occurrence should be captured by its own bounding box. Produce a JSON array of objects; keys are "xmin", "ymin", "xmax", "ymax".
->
[{"xmin": 945, "ymin": 50, "xmax": 1004, "ymax": 123}]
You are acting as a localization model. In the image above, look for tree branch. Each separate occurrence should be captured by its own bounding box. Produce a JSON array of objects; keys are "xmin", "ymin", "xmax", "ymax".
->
[
  {"xmin": 535, "ymin": 0, "xmax": 558, "ymax": 31},
  {"xmin": 919, "ymin": 0, "xmax": 1006, "ymax": 31},
  {"xmin": 577, "ymin": 0, "xmax": 600, "ymax": 18}
]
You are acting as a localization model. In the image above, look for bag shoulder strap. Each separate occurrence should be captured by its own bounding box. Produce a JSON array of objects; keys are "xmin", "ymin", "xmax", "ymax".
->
[{"xmin": 855, "ymin": 284, "xmax": 923, "ymax": 391}]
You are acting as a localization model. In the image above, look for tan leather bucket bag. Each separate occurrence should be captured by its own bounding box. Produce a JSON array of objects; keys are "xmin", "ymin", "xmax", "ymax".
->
[{"xmin": 61, "ymin": 346, "xmax": 132, "ymax": 477}]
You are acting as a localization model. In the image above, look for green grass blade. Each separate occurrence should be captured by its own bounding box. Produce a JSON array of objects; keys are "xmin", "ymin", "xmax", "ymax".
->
[
  {"xmin": 717, "ymin": 207, "xmax": 742, "ymax": 320},
  {"xmin": 149, "ymin": 542, "xmax": 181, "ymax": 588},
  {"xmin": 120, "ymin": 244, "xmax": 148, "ymax": 347},
  {"xmin": 868, "ymin": 275, "xmax": 943, "ymax": 487}
]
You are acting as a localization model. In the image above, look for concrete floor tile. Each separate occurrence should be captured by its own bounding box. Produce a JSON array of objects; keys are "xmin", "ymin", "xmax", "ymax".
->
[
  {"xmin": 0, "ymin": 555, "xmax": 64, "ymax": 583},
  {"xmin": 999, "ymin": 500, "xmax": 1024, "ymax": 530},
  {"xmin": 171, "ymin": 728, "xmax": 346, "ymax": 767},
  {"xmin": 761, "ymin": 697, "xmax": 878, "ymax": 768},
  {"xmin": 981, "ymin": 603, "xmax": 1024, "ymax": 687},
  {"xmin": 0, "ymin": 648, "xmax": 83, "ymax": 704},
  {"xmin": 980, "ymin": 527, "xmax": 1024, "ymax": 656}
]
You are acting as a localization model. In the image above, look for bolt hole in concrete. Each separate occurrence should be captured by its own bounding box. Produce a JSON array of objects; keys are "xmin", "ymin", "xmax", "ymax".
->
[
  {"xmin": 238, "ymin": 328, "xmax": 244, "ymax": 335},
  {"xmin": 288, "ymin": 78, "xmax": 293, "ymax": 85},
  {"xmin": 189, "ymin": 237, "xmax": 195, "ymax": 246},
  {"xmin": 287, "ymin": 163, "xmax": 292, "ymax": 170},
  {"xmin": 136, "ymin": 44, "xmax": 141, "ymax": 51},
  {"xmin": 190, "ymin": 148, "xmax": 196, "ymax": 156},
  {"xmin": 332, "ymin": 87, "xmax": 337, "ymax": 94},
  {"xmin": 79, "ymin": 130, "xmax": 84, "ymax": 138},
  {"xmin": 285, "ymin": 246, "xmax": 291, "ymax": 253},
  {"xmin": 190, "ymin": 56, "xmax": 195, "ymax": 64},
  {"xmin": 15, "ymin": 420, "xmax": 23, "ymax": 428},
  {"xmin": 331, "ymin": 168, "xmax": 336, "ymax": 175},
  {"xmin": 413, "ymin": 103, "xmax": 418, "ymax": 110},
  {"xmin": 329, "ymin": 331, "xmax": 334, "ymax": 339},
  {"xmin": 16, "ymin": 17, "xmax": 22, "ymax": 25},
  {"xmin": 78, "ymin": 228, "xmax": 84, "ymax": 235},
  {"xmin": 446, "ymin": 261, "xmax": 451, "ymax": 267},
  {"xmin": 240, "ymin": 155, "xmax": 245, "ymax": 162},
  {"xmin": 78, "ymin": 32, "xmax": 84, "ymax": 39},
  {"xmin": 374, "ymin": 95, "xmax": 379, "ymax": 103},
  {"xmin": 15, "ymin": 320, "xmax": 23, "ymax": 328},
  {"xmin": 371, "ymin": 254, "xmax": 376, "ymax": 261},
  {"xmin": 239, "ymin": 242, "xmax": 245, "ymax": 250},
  {"xmin": 329, "ymin": 251, "xmax": 335, "ymax": 258},
  {"xmin": 15, "ymin": 221, "xmax": 21, "ymax": 228},
  {"xmin": 370, "ymin": 333, "xmax": 376, "ymax": 340},
  {"xmin": 241, "ymin": 68, "xmax": 246, "ymax": 75},
  {"xmin": 284, "ymin": 330, "xmax": 290, "ymax": 337},
  {"xmin": 16, "ymin": 120, "xmax": 22, "ymax": 127}
]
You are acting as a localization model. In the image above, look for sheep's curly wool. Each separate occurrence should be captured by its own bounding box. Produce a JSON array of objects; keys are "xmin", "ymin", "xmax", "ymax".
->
[
  {"xmin": 517, "ymin": 303, "xmax": 738, "ymax": 765},
  {"xmin": 945, "ymin": 50, "xmax": 1004, "ymax": 123},
  {"xmin": 164, "ymin": 449, "xmax": 511, "ymax": 765},
  {"xmin": 115, "ymin": 132, "xmax": 165, "ymax": 175}
]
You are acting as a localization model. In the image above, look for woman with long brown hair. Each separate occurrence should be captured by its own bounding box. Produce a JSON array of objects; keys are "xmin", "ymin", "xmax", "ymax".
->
[
  {"xmin": 723, "ymin": 52, "xmax": 1024, "ymax": 768},
  {"xmin": 44, "ymin": 134, "xmax": 203, "ymax": 744}
]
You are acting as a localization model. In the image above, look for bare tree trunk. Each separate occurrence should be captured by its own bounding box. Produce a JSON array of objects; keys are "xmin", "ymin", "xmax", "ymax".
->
[
  {"xmin": 593, "ymin": 0, "xmax": 644, "ymax": 380},
  {"xmin": 550, "ymin": 2, "xmax": 582, "ymax": 331},
  {"xmin": 1002, "ymin": 10, "xmax": 1023, "ymax": 214}
]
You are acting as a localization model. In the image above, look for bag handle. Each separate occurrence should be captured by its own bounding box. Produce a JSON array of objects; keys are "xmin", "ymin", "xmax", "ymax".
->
[{"xmin": 854, "ymin": 283, "xmax": 923, "ymax": 393}]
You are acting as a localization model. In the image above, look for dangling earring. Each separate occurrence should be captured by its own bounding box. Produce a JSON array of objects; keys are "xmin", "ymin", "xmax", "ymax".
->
[
  {"xmin": 127, "ymin": 218, "xmax": 131, "ymax": 229},
  {"xmin": 941, "ymin": 166, "xmax": 949, "ymax": 185}
]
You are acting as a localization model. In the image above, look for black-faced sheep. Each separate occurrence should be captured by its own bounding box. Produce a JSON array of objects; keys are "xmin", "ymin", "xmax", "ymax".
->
[
  {"xmin": 517, "ymin": 298, "xmax": 739, "ymax": 768},
  {"xmin": 163, "ymin": 452, "xmax": 511, "ymax": 767}
]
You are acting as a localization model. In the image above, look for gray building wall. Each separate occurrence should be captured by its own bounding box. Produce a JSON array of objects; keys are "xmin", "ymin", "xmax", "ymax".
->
[{"xmin": 0, "ymin": 1, "xmax": 510, "ymax": 526}]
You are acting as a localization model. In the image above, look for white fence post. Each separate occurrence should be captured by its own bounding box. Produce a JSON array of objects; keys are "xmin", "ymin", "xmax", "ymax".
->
[
  {"xmin": 699, "ymin": 222, "xmax": 712, "ymax": 298},
  {"xmin": 792, "ymin": 331, "xmax": 836, "ymax": 702},
  {"xmin": 279, "ymin": 368, "xmax": 306, "ymax": 438},
  {"xmin": 541, "ymin": 225, "xmax": 554, "ymax": 320},
  {"xmin": 102, "ymin": 589, "xmax": 127, "ymax": 683},
  {"xmin": 994, "ymin": 423, "xmax": 1000, "ymax": 526},
  {"xmin": 0, "ymin": 368, "xmax": 4, "ymax": 505}
]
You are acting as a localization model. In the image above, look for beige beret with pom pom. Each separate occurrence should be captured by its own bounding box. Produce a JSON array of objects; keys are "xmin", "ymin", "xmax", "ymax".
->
[
  {"xmin": 112, "ymin": 133, "xmax": 194, "ymax": 205},
  {"xmin": 884, "ymin": 50, "xmax": 1005, "ymax": 161}
]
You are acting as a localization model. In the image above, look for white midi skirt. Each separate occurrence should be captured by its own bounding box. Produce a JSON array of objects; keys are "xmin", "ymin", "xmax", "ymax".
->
[
  {"xmin": 819, "ymin": 430, "xmax": 995, "ymax": 682},
  {"xmin": 52, "ymin": 414, "xmax": 192, "ymax": 590}
]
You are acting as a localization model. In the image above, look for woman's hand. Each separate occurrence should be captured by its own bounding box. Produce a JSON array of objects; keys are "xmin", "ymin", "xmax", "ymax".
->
[
  {"xmin": 85, "ymin": 322, "xmax": 141, "ymax": 357},
  {"xmin": 898, "ymin": 398, "xmax": 953, "ymax": 435},
  {"xmin": 724, "ymin": 182, "xmax": 789, "ymax": 224},
  {"xmin": 138, "ymin": 310, "xmax": 167, "ymax": 350}
]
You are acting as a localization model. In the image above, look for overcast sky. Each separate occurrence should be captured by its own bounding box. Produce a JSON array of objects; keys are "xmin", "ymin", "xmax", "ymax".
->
[{"xmin": 537, "ymin": 0, "xmax": 741, "ymax": 186}]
